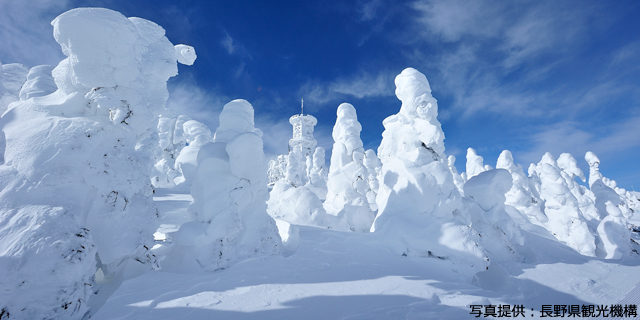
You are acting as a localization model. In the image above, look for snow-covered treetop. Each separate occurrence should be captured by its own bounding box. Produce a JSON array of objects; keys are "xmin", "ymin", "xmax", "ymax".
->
[
  {"xmin": 585, "ymin": 151, "xmax": 604, "ymax": 187},
  {"xmin": 330, "ymin": 103, "xmax": 364, "ymax": 170},
  {"xmin": 466, "ymin": 147, "xmax": 486, "ymax": 179},
  {"xmin": 51, "ymin": 8, "xmax": 194, "ymax": 93},
  {"xmin": 558, "ymin": 153, "xmax": 586, "ymax": 182},
  {"xmin": 395, "ymin": 67, "xmax": 438, "ymax": 122},
  {"xmin": 378, "ymin": 67, "xmax": 445, "ymax": 164},
  {"xmin": 214, "ymin": 99, "xmax": 259, "ymax": 143}
]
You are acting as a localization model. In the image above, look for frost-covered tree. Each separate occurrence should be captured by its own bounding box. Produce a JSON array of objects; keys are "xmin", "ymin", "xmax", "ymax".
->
[
  {"xmin": 496, "ymin": 150, "xmax": 547, "ymax": 224},
  {"xmin": 0, "ymin": 8, "xmax": 195, "ymax": 319},
  {"xmin": 373, "ymin": 68, "xmax": 488, "ymax": 278},
  {"xmin": 307, "ymin": 147, "xmax": 328, "ymax": 200},
  {"xmin": 464, "ymin": 169, "xmax": 524, "ymax": 262},
  {"xmin": 363, "ymin": 149, "xmax": 381, "ymax": 211},
  {"xmin": 585, "ymin": 151, "xmax": 632, "ymax": 220},
  {"xmin": 324, "ymin": 103, "xmax": 375, "ymax": 232},
  {"xmin": 597, "ymin": 201, "xmax": 631, "ymax": 259},
  {"xmin": 185, "ymin": 99, "xmax": 282, "ymax": 271},
  {"xmin": 465, "ymin": 148, "xmax": 486, "ymax": 180},
  {"xmin": 153, "ymin": 115, "xmax": 179, "ymax": 188},
  {"xmin": 533, "ymin": 153, "xmax": 596, "ymax": 256},
  {"xmin": 173, "ymin": 119, "xmax": 214, "ymax": 188},
  {"xmin": 447, "ymin": 155, "xmax": 465, "ymax": 196},
  {"xmin": 557, "ymin": 153, "xmax": 600, "ymax": 225}
]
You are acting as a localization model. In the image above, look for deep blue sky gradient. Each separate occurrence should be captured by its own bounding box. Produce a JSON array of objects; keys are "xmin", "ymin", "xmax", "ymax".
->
[{"xmin": 1, "ymin": 0, "xmax": 639, "ymax": 190}]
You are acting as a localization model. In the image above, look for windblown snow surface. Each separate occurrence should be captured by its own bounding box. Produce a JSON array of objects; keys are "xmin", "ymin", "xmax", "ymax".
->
[{"xmin": 1, "ymin": 7, "xmax": 640, "ymax": 320}]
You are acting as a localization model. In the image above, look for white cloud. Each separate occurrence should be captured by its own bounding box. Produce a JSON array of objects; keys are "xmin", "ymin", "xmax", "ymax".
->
[
  {"xmin": 412, "ymin": 0, "xmax": 592, "ymax": 68},
  {"xmin": 518, "ymin": 115, "xmax": 640, "ymax": 168},
  {"xmin": 298, "ymin": 71, "xmax": 395, "ymax": 110},
  {"xmin": 358, "ymin": 0, "xmax": 383, "ymax": 21},
  {"xmin": 221, "ymin": 31, "xmax": 237, "ymax": 55},
  {"xmin": 0, "ymin": 0, "xmax": 71, "ymax": 66},
  {"xmin": 166, "ymin": 80, "xmax": 230, "ymax": 131}
]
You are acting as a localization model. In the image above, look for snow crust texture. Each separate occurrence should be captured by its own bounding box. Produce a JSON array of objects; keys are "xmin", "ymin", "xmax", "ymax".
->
[{"xmin": 0, "ymin": 8, "xmax": 194, "ymax": 319}]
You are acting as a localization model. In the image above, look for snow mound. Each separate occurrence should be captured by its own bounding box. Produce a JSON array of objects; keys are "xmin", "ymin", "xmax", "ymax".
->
[
  {"xmin": 19, "ymin": 65, "xmax": 57, "ymax": 101},
  {"xmin": 0, "ymin": 7, "xmax": 194, "ymax": 319},
  {"xmin": 373, "ymin": 68, "xmax": 488, "ymax": 278}
]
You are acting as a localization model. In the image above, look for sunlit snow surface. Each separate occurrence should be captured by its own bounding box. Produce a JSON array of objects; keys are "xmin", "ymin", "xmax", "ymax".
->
[{"xmin": 92, "ymin": 189, "xmax": 640, "ymax": 319}]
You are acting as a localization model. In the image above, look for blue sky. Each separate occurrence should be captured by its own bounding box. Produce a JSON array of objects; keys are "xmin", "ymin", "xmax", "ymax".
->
[{"xmin": 1, "ymin": 0, "xmax": 639, "ymax": 190}]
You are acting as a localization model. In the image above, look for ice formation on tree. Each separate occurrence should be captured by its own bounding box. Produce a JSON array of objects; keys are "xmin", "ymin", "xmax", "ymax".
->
[
  {"xmin": 363, "ymin": 149, "xmax": 381, "ymax": 211},
  {"xmin": 465, "ymin": 147, "xmax": 487, "ymax": 180},
  {"xmin": 585, "ymin": 151, "xmax": 632, "ymax": 220},
  {"xmin": 447, "ymin": 155, "xmax": 465, "ymax": 196},
  {"xmin": 557, "ymin": 153, "xmax": 600, "ymax": 225},
  {"xmin": 183, "ymin": 99, "xmax": 281, "ymax": 271},
  {"xmin": 531, "ymin": 153, "xmax": 596, "ymax": 256},
  {"xmin": 323, "ymin": 103, "xmax": 376, "ymax": 232},
  {"xmin": 597, "ymin": 201, "xmax": 631, "ymax": 259},
  {"xmin": 307, "ymin": 147, "xmax": 329, "ymax": 199},
  {"xmin": 464, "ymin": 169, "xmax": 524, "ymax": 262},
  {"xmin": 373, "ymin": 68, "xmax": 488, "ymax": 278},
  {"xmin": 172, "ymin": 118, "xmax": 214, "ymax": 188},
  {"xmin": 152, "ymin": 115, "xmax": 180, "ymax": 188},
  {"xmin": 0, "ymin": 8, "xmax": 195, "ymax": 319},
  {"xmin": 495, "ymin": 150, "xmax": 547, "ymax": 224}
]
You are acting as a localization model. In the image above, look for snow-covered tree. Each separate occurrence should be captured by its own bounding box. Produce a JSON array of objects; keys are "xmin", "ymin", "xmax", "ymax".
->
[
  {"xmin": 324, "ymin": 103, "xmax": 375, "ymax": 232},
  {"xmin": 0, "ymin": 8, "xmax": 195, "ymax": 319},
  {"xmin": 557, "ymin": 153, "xmax": 600, "ymax": 225},
  {"xmin": 533, "ymin": 153, "xmax": 596, "ymax": 256},
  {"xmin": 373, "ymin": 68, "xmax": 488, "ymax": 278},
  {"xmin": 585, "ymin": 151, "xmax": 632, "ymax": 220},
  {"xmin": 307, "ymin": 146, "xmax": 328, "ymax": 200},
  {"xmin": 496, "ymin": 150, "xmax": 547, "ymax": 225},
  {"xmin": 185, "ymin": 99, "xmax": 282, "ymax": 271},
  {"xmin": 173, "ymin": 119, "xmax": 214, "ymax": 188},
  {"xmin": 465, "ymin": 148, "xmax": 486, "ymax": 180},
  {"xmin": 447, "ymin": 155, "xmax": 465, "ymax": 196},
  {"xmin": 597, "ymin": 201, "xmax": 631, "ymax": 259},
  {"xmin": 464, "ymin": 169, "xmax": 524, "ymax": 262},
  {"xmin": 363, "ymin": 149, "xmax": 381, "ymax": 211}
]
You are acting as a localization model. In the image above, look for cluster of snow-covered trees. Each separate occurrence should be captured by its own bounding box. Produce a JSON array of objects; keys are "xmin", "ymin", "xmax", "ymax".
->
[{"xmin": 0, "ymin": 7, "xmax": 638, "ymax": 320}]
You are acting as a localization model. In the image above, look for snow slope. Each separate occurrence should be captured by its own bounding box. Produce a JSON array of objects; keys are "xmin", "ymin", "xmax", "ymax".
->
[{"xmin": 92, "ymin": 189, "xmax": 640, "ymax": 319}]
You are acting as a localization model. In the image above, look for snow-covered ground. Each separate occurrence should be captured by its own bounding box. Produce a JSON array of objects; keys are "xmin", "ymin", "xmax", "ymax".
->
[{"xmin": 92, "ymin": 188, "xmax": 640, "ymax": 319}]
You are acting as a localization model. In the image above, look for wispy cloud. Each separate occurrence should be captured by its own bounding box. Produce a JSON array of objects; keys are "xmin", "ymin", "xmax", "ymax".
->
[
  {"xmin": 0, "ymin": 0, "xmax": 71, "ymax": 66},
  {"xmin": 299, "ymin": 71, "xmax": 395, "ymax": 110},
  {"xmin": 166, "ymin": 79, "xmax": 230, "ymax": 131},
  {"xmin": 357, "ymin": 0, "xmax": 383, "ymax": 21},
  {"xmin": 518, "ymin": 115, "xmax": 640, "ymax": 168}
]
